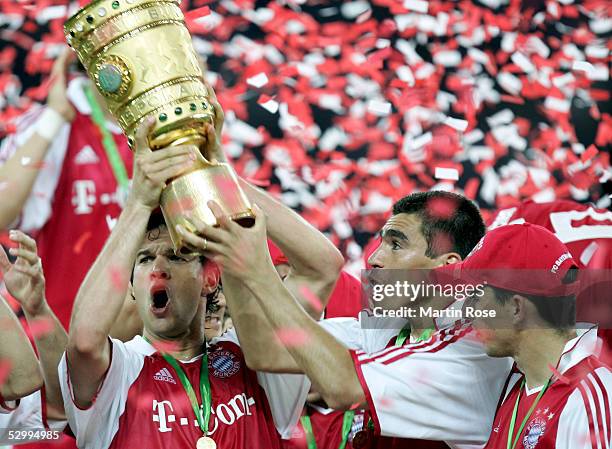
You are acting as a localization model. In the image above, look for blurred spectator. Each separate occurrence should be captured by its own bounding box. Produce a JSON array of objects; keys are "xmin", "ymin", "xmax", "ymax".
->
[{"xmin": 0, "ymin": 50, "xmax": 132, "ymax": 333}]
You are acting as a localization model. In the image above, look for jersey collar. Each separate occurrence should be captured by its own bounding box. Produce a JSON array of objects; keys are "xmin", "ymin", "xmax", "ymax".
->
[
  {"xmin": 556, "ymin": 324, "xmax": 599, "ymax": 375},
  {"xmin": 128, "ymin": 335, "xmax": 206, "ymax": 363}
]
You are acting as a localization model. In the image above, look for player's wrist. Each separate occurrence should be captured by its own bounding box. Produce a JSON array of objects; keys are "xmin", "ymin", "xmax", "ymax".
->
[
  {"xmin": 22, "ymin": 297, "xmax": 49, "ymax": 318},
  {"xmin": 35, "ymin": 107, "xmax": 69, "ymax": 141}
]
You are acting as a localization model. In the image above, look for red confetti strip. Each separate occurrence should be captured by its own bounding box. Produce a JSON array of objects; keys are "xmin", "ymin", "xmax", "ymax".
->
[
  {"xmin": 73, "ymin": 231, "xmax": 92, "ymax": 255},
  {"xmin": 298, "ymin": 285, "xmax": 323, "ymax": 315},
  {"xmin": 274, "ymin": 328, "xmax": 310, "ymax": 348}
]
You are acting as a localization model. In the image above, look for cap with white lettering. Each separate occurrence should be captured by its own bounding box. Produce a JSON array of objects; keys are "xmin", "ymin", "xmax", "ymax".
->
[{"xmin": 450, "ymin": 223, "xmax": 579, "ymax": 297}]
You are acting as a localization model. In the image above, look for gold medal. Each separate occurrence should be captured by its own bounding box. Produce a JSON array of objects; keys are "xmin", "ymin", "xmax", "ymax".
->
[
  {"xmin": 196, "ymin": 436, "xmax": 216, "ymax": 449},
  {"xmin": 351, "ymin": 430, "xmax": 370, "ymax": 449}
]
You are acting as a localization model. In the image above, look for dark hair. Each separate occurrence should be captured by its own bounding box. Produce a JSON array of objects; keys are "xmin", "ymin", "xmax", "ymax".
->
[
  {"xmin": 491, "ymin": 268, "xmax": 578, "ymax": 329},
  {"xmin": 206, "ymin": 282, "xmax": 222, "ymax": 314},
  {"xmin": 130, "ymin": 212, "xmax": 206, "ymax": 286},
  {"xmin": 392, "ymin": 191, "xmax": 485, "ymax": 259},
  {"xmin": 145, "ymin": 211, "xmax": 168, "ymax": 237}
]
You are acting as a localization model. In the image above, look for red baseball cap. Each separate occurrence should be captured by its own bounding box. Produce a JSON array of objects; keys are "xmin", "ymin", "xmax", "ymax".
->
[{"xmin": 448, "ymin": 223, "xmax": 580, "ymax": 297}]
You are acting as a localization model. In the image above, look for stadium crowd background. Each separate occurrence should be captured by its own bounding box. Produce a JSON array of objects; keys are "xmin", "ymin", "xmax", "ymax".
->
[{"xmin": 0, "ymin": 0, "xmax": 609, "ymax": 276}]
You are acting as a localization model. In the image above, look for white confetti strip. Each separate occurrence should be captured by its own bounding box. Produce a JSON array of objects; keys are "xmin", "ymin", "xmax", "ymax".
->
[
  {"xmin": 367, "ymin": 99, "xmax": 392, "ymax": 116},
  {"xmin": 340, "ymin": 1, "xmax": 370, "ymax": 19},
  {"xmin": 544, "ymin": 96, "xmax": 570, "ymax": 113},
  {"xmin": 552, "ymin": 73, "xmax": 575, "ymax": 88},
  {"xmin": 21, "ymin": 156, "xmax": 31, "ymax": 166},
  {"xmin": 404, "ymin": 132, "xmax": 432, "ymax": 153},
  {"xmin": 403, "ymin": 0, "xmax": 429, "ymax": 13},
  {"xmin": 319, "ymin": 94, "xmax": 345, "ymax": 113},
  {"xmin": 259, "ymin": 99, "xmax": 279, "ymax": 114},
  {"xmin": 246, "ymin": 72, "xmax": 269, "ymax": 88},
  {"xmin": 585, "ymin": 45, "xmax": 608, "ymax": 59},
  {"xmin": 396, "ymin": 66, "xmax": 415, "ymax": 86},
  {"xmin": 434, "ymin": 167, "xmax": 459, "ymax": 181},
  {"xmin": 487, "ymin": 109, "xmax": 514, "ymax": 127},
  {"xmin": 511, "ymin": 52, "xmax": 536, "ymax": 73},
  {"xmin": 36, "ymin": 5, "xmax": 68, "ymax": 24},
  {"xmin": 433, "ymin": 50, "xmax": 462, "ymax": 67},
  {"xmin": 497, "ymin": 72, "xmax": 522, "ymax": 95},
  {"xmin": 443, "ymin": 116, "xmax": 469, "ymax": 132},
  {"xmin": 572, "ymin": 60, "xmax": 595, "ymax": 73}
]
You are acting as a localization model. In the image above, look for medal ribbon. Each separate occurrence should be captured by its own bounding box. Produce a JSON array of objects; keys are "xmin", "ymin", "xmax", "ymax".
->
[
  {"xmin": 300, "ymin": 409, "xmax": 355, "ymax": 449},
  {"xmin": 83, "ymin": 85, "xmax": 130, "ymax": 190},
  {"xmin": 506, "ymin": 378, "xmax": 552, "ymax": 449},
  {"xmin": 143, "ymin": 337, "xmax": 212, "ymax": 436},
  {"xmin": 394, "ymin": 326, "xmax": 434, "ymax": 347}
]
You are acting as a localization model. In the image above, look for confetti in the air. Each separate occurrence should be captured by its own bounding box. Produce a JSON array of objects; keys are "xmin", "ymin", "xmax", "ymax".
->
[{"xmin": 0, "ymin": 0, "xmax": 608, "ymax": 279}]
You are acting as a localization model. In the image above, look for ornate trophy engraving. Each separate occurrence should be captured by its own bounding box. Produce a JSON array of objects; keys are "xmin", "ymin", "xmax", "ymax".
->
[{"xmin": 65, "ymin": 0, "xmax": 254, "ymax": 249}]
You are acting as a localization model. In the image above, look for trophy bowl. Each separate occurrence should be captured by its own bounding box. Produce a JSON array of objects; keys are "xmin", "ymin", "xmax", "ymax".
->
[{"xmin": 65, "ymin": 0, "xmax": 254, "ymax": 250}]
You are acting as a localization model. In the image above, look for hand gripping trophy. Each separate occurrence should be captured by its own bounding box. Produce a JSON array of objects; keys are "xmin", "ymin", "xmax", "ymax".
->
[{"xmin": 65, "ymin": 0, "xmax": 254, "ymax": 251}]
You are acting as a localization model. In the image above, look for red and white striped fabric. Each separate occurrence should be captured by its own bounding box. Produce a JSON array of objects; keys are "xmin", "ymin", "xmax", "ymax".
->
[
  {"xmin": 320, "ymin": 310, "xmax": 513, "ymax": 447},
  {"xmin": 59, "ymin": 331, "xmax": 309, "ymax": 449},
  {"xmin": 483, "ymin": 326, "xmax": 610, "ymax": 449}
]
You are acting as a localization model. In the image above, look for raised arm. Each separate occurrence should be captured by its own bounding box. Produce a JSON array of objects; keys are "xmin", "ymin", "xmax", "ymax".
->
[
  {"xmin": 67, "ymin": 117, "xmax": 198, "ymax": 407},
  {"xmin": 0, "ymin": 247, "xmax": 43, "ymax": 401},
  {"xmin": 0, "ymin": 231, "xmax": 67, "ymax": 418},
  {"xmin": 219, "ymin": 183, "xmax": 344, "ymax": 372},
  {"xmin": 177, "ymin": 203, "xmax": 365, "ymax": 410},
  {"xmin": 0, "ymin": 50, "xmax": 75, "ymax": 230},
  {"xmin": 202, "ymin": 81, "xmax": 344, "ymax": 314},
  {"xmin": 238, "ymin": 179, "xmax": 344, "ymax": 315}
]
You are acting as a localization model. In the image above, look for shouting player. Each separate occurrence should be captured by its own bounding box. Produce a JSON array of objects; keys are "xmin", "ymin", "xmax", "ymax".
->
[{"xmin": 61, "ymin": 118, "xmax": 312, "ymax": 449}]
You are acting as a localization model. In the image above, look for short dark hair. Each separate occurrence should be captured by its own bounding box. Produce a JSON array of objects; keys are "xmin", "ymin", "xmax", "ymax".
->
[
  {"xmin": 491, "ymin": 268, "xmax": 578, "ymax": 330},
  {"xmin": 392, "ymin": 191, "xmax": 485, "ymax": 259},
  {"xmin": 145, "ymin": 211, "xmax": 168, "ymax": 237},
  {"xmin": 131, "ymin": 212, "xmax": 206, "ymax": 282}
]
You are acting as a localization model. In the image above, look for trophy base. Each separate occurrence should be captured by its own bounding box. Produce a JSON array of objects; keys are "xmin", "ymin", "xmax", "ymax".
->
[{"xmin": 160, "ymin": 165, "xmax": 254, "ymax": 252}]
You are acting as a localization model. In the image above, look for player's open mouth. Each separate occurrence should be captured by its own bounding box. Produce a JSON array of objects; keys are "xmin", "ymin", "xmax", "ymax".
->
[{"xmin": 150, "ymin": 285, "xmax": 171, "ymax": 317}]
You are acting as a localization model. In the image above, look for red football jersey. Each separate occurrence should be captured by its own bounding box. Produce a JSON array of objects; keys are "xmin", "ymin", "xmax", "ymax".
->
[
  {"xmin": 483, "ymin": 327, "xmax": 610, "ymax": 449},
  {"xmin": 59, "ymin": 332, "xmax": 309, "ymax": 449},
  {"xmin": 36, "ymin": 109, "xmax": 132, "ymax": 330},
  {"xmin": 324, "ymin": 271, "xmax": 364, "ymax": 320},
  {"xmin": 488, "ymin": 200, "xmax": 612, "ymax": 269}
]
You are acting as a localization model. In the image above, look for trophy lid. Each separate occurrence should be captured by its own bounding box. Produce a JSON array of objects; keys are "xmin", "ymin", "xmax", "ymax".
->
[{"xmin": 64, "ymin": 0, "xmax": 181, "ymax": 48}]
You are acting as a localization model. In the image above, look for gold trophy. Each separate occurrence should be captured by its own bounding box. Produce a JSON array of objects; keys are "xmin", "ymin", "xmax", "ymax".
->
[{"xmin": 64, "ymin": 0, "xmax": 254, "ymax": 250}]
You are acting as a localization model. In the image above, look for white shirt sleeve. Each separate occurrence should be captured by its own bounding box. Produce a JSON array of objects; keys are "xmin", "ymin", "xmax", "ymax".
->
[
  {"xmin": 350, "ymin": 325, "xmax": 513, "ymax": 447},
  {"xmin": 556, "ymin": 367, "xmax": 611, "ymax": 449},
  {"xmin": 213, "ymin": 329, "xmax": 311, "ymax": 439},
  {"xmin": 0, "ymin": 391, "xmax": 67, "ymax": 445},
  {"xmin": 0, "ymin": 104, "xmax": 71, "ymax": 232},
  {"xmin": 59, "ymin": 338, "xmax": 144, "ymax": 449},
  {"xmin": 319, "ymin": 312, "xmax": 406, "ymax": 353}
]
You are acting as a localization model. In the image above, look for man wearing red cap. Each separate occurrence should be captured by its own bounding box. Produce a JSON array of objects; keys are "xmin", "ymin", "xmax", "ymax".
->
[
  {"xmin": 459, "ymin": 223, "xmax": 611, "ymax": 449},
  {"xmin": 488, "ymin": 199, "xmax": 612, "ymax": 362}
]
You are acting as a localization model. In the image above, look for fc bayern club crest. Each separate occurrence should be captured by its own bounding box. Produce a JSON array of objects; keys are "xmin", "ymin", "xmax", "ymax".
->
[
  {"xmin": 523, "ymin": 417, "xmax": 547, "ymax": 449},
  {"xmin": 208, "ymin": 349, "xmax": 240, "ymax": 378}
]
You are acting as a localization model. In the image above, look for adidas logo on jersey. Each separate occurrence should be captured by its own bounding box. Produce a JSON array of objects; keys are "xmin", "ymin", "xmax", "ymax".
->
[
  {"xmin": 153, "ymin": 368, "xmax": 176, "ymax": 384},
  {"xmin": 74, "ymin": 145, "xmax": 100, "ymax": 165}
]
